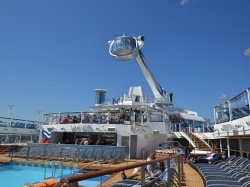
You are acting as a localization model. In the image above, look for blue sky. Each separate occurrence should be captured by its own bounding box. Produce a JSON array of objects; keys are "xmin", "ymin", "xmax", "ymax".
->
[{"xmin": 0, "ymin": 0, "xmax": 249, "ymax": 122}]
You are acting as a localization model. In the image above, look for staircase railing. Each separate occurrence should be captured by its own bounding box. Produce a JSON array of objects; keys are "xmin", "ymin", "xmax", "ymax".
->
[
  {"xmin": 74, "ymin": 160, "xmax": 104, "ymax": 174},
  {"xmin": 142, "ymin": 141, "xmax": 183, "ymax": 159},
  {"xmin": 73, "ymin": 160, "xmax": 105, "ymax": 185},
  {"xmin": 179, "ymin": 131, "xmax": 196, "ymax": 148},
  {"xmin": 191, "ymin": 132, "xmax": 212, "ymax": 149},
  {"xmin": 44, "ymin": 161, "xmax": 64, "ymax": 179}
]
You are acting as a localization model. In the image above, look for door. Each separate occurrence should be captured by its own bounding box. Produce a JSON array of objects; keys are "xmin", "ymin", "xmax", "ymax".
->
[
  {"xmin": 121, "ymin": 136, "xmax": 129, "ymax": 158},
  {"xmin": 130, "ymin": 135, "xmax": 137, "ymax": 159}
]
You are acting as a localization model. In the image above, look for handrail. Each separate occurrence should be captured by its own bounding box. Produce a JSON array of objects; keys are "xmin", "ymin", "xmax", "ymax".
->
[
  {"xmin": 0, "ymin": 116, "xmax": 39, "ymax": 123},
  {"xmin": 188, "ymin": 147, "xmax": 250, "ymax": 159},
  {"xmin": 61, "ymin": 154, "xmax": 183, "ymax": 186},
  {"xmin": 44, "ymin": 161, "xmax": 64, "ymax": 179},
  {"xmin": 219, "ymin": 148, "xmax": 250, "ymax": 158},
  {"xmin": 74, "ymin": 160, "xmax": 103, "ymax": 173},
  {"xmin": 142, "ymin": 141, "xmax": 183, "ymax": 159},
  {"xmin": 44, "ymin": 162, "xmax": 55, "ymax": 179},
  {"xmin": 195, "ymin": 132, "xmax": 211, "ymax": 148},
  {"xmin": 179, "ymin": 131, "xmax": 196, "ymax": 147}
]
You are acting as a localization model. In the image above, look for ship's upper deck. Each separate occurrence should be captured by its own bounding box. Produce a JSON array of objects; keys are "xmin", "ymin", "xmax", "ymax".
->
[{"xmin": 213, "ymin": 87, "xmax": 250, "ymax": 136}]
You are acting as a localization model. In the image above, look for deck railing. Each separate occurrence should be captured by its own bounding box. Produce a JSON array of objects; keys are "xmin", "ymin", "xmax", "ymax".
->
[
  {"xmin": 0, "ymin": 116, "xmax": 40, "ymax": 129},
  {"xmin": 61, "ymin": 154, "xmax": 183, "ymax": 187},
  {"xmin": 219, "ymin": 148, "xmax": 250, "ymax": 159}
]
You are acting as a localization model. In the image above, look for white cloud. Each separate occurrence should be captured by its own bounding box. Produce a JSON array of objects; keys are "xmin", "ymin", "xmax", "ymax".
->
[
  {"xmin": 244, "ymin": 48, "xmax": 250, "ymax": 56},
  {"xmin": 180, "ymin": 0, "xmax": 190, "ymax": 6}
]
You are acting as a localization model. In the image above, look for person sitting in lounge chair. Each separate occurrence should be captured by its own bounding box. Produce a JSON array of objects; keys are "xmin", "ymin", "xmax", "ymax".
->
[
  {"xmin": 150, "ymin": 161, "xmax": 165, "ymax": 178},
  {"xmin": 146, "ymin": 153, "xmax": 156, "ymax": 176},
  {"xmin": 193, "ymin": 149, "xmax": 221, "ymax": 164}
]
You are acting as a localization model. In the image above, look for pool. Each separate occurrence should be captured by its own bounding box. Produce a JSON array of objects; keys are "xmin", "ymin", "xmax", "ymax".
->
[{"xmin": 0, "ymin": 162, "xmax": 110, "ymax": 187}]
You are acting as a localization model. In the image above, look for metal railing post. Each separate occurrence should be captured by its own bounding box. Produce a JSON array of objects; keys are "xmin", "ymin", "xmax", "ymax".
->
[
  {"xmin": 227, "ymin": 138, "xmax": 230, "ymax": 157},
  {"xmin": 100, "ymin": 175, "xmax": 103, "ymax": 186},
  {"xmin": 140, "ymin": 166, "xmax": 145, "ymax": 187},
  {"xmin": 167, "ymin": 159, "xmax": 170, "ymax": 187},
  {"xmin": 61, "ymin": 155, "xmax": 182, "ymax": 186},
  {"xmin": 27, "ymin": 146, "xmax": 30, "ymax": 160},
  {"xmin": 181, "ymin": 155, "xmax": 184, "ymax": 182},
  {"xmin": 178, "ymin": 155, "xmax": 181, "ymax": 187}
]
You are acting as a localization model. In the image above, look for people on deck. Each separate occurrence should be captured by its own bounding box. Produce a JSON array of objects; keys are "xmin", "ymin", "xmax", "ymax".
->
[
  {"xmin": 146, "ymin": 152, "xmax": 156, "ymax": 176},
  {"xmin": 150, "ymin": 161, "xmax": 165, "ymax": 178},
  {"xmin": 61, "ymin": 116, "xmax": 68, "ymax": 123},
  {"xmin": 96, "ymin": 139, "xmax": 102, "ymax": 145},
  {"xmin": 193, "ymin": 149, "xmax": 221, "ymax": 164},
  {"xmin": 84, "ymin": 139, "xmax": 89, "ymax": 145},
  {"xmin": 120, "ymin": 161, "xmax": 165, "ymax": 181},
  {"xmin": 72, "ymin": 115, "xmax": 78, "ymax": 123},
  {"xmin": 183, "ymin": 146, "xmax": 192, "ymax": 159}
]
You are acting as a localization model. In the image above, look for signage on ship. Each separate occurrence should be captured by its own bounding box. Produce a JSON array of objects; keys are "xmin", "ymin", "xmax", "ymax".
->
[{"xmin": 221, "ymin": 124, "xmax": 238, "ymax": 131}]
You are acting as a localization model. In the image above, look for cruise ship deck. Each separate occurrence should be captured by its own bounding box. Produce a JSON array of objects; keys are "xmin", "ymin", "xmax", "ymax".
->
[{"xmin": 0, "ymin": 151, "xmax": 204, "ymax": 187}]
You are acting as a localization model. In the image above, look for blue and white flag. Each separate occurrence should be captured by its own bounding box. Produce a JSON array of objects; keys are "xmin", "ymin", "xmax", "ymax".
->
[{"xmin": 42, "ymin": 129, "xmax": 51, "ymax": 139}]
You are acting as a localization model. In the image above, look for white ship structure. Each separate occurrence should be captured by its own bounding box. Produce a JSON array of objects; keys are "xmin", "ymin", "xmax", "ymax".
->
[
  {"xmin": 212, "ymin": 88, "xmax": 250, "ymax": 154},
  {"xmin": 0, "ymin": 117, "xmax": 40, "ymax": 144},
  {"xmin": 40, "ymin": 35, "xmax": 211, "ymax": 159}
]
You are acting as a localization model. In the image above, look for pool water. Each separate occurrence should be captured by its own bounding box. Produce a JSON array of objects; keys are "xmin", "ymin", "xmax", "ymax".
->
[{"xmin": 0, "ymin": 162, "xmax": 110, "ymax": 187}]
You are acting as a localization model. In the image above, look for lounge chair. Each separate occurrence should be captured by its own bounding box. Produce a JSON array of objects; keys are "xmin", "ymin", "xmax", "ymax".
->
[
  {"xmin": 202, "ymin": 159, "xmax": 250, "ymax": 179},
  {"xmin": 206, "ymin": 176, "xmax": 250, "ymax": 187},
  {"xmin": 110, "ymin": 179, "xmax": 140, "ymax": 187}
]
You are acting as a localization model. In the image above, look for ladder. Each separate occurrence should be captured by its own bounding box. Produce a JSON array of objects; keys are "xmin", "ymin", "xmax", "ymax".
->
[{"xmin": 44, "ymin": 161, "xmax": 63, "ymax": 179}]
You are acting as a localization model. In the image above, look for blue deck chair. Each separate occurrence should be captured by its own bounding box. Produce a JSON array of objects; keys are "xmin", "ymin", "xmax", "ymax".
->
[
  {"xmin": 101, "ymin": 150, "xmax": 112, "ymax": 161},
  {"xmin": 12, "ymin": 146, "xmax": 28, "ymax": 157},
  {"xmin": 195, "ymin": 155, "xmax": 237, "ymax": 170},
  {"xmin": 62, "ymin": 148, "xmax": 79, "ymax": 161},
  {"xmin": 45, "ymin": 146, "xmax": 61, "ymax": 159},
  {"xmin": 111, "ymin": 149, "xmax": 124, "ymax": 162},
  {"xmin": 195, "ymin": 156, "xmax": 244, "ymax": 173},
  {"xmin": 207, "ymin": 175, "xmax": 250, "ymax": 187},
  {"xmin": 202, "ymin": 159, "xmax": 249, "ymax": 178},
  {"xmin": 205, "ymin": 161, "xmax": 250, "ymax": 180},
  {"xmin": 83, "ymin": 149, "xmax": 94, "ymax": 161},
  {"xmin": 77, "ymin": 148, "xmax": 87, "ymax": 162},
  {"xmin": 92, "ymin": 149, "xmax": 102, "ymax": 160},
  {"xmin": 110, "ymin": 179, "xmax": 140, "ymax": 187}
]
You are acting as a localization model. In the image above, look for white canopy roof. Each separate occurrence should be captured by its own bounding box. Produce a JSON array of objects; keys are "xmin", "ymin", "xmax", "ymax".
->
[{"xmin": 180, "ymin": 112, "xmax": 206, "ymax": 122}]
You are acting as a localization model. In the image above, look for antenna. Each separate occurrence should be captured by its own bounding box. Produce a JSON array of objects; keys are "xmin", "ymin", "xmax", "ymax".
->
[
  {"xmin": 219, "ymin": 95, "xmax": 228, "ymax": 102},
  {"xmin": 8, "ymin": 104, "xmax": 15, "ymax": 118}
]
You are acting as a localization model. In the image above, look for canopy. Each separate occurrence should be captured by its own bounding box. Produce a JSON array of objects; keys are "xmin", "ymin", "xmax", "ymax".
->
[{"xmin": 180, "ymin": 112, "xmax": 206, "ymax": 122}]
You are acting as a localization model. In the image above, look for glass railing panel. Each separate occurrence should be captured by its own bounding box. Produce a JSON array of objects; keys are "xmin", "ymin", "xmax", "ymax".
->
[
  {"xmin": 0, "ymin": 117, "xmax": 39, "ymax": 129},
  {"xmin": 230, "ymin": 91, "xmax": 249, "ymax": 120},
  {"xmin": 215, "ymin": 103, "xmax": 230, "ymax": 124}
]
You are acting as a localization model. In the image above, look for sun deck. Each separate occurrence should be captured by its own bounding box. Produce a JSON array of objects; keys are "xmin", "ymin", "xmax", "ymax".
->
[{"xmin": 0, "ymin": 144, "xmax": 204, "ymax": 187}]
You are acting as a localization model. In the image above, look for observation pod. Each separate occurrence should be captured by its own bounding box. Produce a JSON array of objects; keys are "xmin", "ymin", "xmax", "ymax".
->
[
  {"xmin": 108, "ymin": 35, "xmax": 173, "ymax": 105},
  {"xmin": 109, "ymin": 35, "xmax": 144, "ymax": 61}
]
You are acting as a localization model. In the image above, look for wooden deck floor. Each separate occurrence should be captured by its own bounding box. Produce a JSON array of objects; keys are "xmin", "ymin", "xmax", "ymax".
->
[{"xmin": 181, "ymin": 163, "xmax": 204, "ymax": 187}]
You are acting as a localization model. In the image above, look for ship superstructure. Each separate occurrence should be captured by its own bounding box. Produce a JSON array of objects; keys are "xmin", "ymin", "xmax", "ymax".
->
[{"xmin": 41, "ymin": 35, "xmax": 208, "ymax": 159}]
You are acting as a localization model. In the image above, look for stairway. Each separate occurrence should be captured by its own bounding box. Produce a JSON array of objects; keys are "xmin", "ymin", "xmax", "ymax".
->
[{"xmin": 188, "ymin": 133, "xmax": 211, "ymax": 151}]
